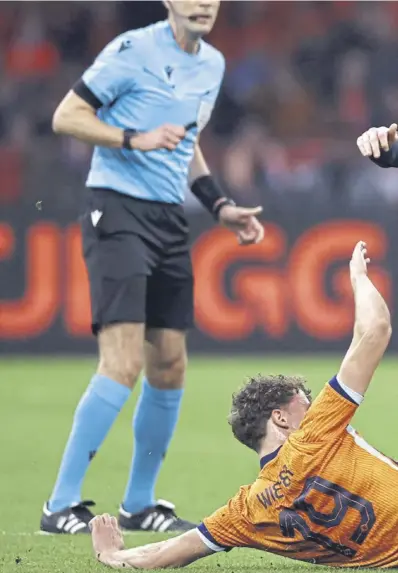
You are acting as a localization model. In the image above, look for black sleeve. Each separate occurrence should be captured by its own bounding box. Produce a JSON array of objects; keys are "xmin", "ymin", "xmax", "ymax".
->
[
  {"xmin": 72, "ymin": 78, "xmax": 103, "ymax": 110},
  {"xmin": 369, "ymin": 142, "xmax": 398, "ymax": 168}
]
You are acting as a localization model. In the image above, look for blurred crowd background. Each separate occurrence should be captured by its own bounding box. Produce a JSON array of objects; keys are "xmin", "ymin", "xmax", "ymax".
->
[
  {"xmin": 3, "ymin": 1, "xmax": 398, "ymax": 356},
  {"xmin": 1, "ymin": 0, "xmax": 398, "ymax": 212}
]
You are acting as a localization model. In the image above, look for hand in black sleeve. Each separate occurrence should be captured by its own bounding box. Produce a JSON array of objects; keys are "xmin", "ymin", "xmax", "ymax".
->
[{"xmin": 357, "ymin": 123, "xmax": 398, "ymax": 168}]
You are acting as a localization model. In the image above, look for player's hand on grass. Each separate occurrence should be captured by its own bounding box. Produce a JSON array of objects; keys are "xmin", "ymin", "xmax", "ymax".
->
[
  {"xmin": 131, "ymin": 124, "xmax": 186, "ymax": 151},
  {"xmin": 90, "ymin": 514, "xmax": 125, "ymax": 560},
  {"xmin": 219, "ymin": 205, "xmax": 264, "ymax": 246},
  {"xmin": 357, "ymin": 124, "xmax": 398, "ymax": 159},
  {"xmin": 350, "ymin": 241, "xmax": 370, "ymax": 289}
]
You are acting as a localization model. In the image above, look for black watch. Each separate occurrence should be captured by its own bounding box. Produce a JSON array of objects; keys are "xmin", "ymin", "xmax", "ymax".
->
[{"xmin": 122, "ymin": 128, "xmax": 138, "ymax": 150}]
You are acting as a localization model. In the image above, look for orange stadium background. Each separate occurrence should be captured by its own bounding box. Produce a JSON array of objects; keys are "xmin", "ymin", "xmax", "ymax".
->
[{"xmin": 1, "ymin": 0, "xmax": 398, "ymax": 354}]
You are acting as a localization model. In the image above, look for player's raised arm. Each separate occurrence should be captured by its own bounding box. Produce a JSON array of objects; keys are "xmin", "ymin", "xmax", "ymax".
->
[
  {"xmin": 357, "ymin": 123, "xmax": 398, "ymax": 167},
  {"xmin": 91, "ymin": 515, "xmax": 212, "ymax": 569},
  {"xmin": 337, "ymin": 241, "xmax": 391, "ymax": 397},
  {"xmin": 289, "ymin": 242, "xmax": 391, "ymax": 447}
]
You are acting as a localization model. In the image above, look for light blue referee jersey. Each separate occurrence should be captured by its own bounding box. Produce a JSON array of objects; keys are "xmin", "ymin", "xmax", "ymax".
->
[{"xmin": 82, "ymin": 20, "xmax": 225, "ymax": 203}]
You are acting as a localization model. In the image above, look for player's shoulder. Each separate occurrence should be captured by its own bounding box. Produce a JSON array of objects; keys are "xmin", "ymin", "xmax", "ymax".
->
[{"xmin": 200, "ymin": 41, "xmax": 226, "ymax": 76}]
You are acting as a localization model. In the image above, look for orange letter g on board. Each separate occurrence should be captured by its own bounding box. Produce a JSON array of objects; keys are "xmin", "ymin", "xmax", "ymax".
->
[
  {"xmin": 192, "ymin": 224, "xmax": 288, "ymax": 340},
  {"xmin": 289, "ymin": 220, "xmax": 391, "ymax": 340}
]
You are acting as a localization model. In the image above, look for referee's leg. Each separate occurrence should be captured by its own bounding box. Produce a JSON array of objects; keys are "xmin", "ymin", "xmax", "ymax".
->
[
  {"xmin": 42, "ymin": 322, "xmax": 145, "ymax": 532},
  {"xmin": 40, "ymin": 198, "xmax": 147, "ymax": 534},
  {"xmin": 119, "ymin": 250, "xmax": 195, "ymax": 532}
]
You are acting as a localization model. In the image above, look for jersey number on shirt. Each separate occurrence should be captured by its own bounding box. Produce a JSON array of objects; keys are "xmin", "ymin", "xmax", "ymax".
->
[{"xmin": 279, "ymin": 476, "xmax": 376, "ymax": 558}]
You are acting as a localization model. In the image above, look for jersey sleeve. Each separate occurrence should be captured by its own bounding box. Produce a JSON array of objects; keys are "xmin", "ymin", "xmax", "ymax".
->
[
  {"xmin": 80, "ymin": 36, "xmax": 136, "ymax": 107},
  {"xmin": 197, "ymin": 486, "xmax": 253, "ymax": 552},
  {"xmin": 290, "ymin": 376, "xmax": 363, "ymax": 447}
]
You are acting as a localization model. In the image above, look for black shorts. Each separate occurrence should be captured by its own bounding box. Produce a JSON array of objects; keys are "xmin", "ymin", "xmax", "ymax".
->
[{"xmin": 81, "ymin": 188, "xmax": 194, "ymax": 334}]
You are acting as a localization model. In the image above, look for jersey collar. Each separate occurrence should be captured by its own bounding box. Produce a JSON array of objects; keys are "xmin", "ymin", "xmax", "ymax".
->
[
  {"xmin": 260, "ymin": 446, "xmax": 282, "ymax": 469},
  {"xmin": 163, "ymin": 20, "xmax": 203, "ymax": 61}
]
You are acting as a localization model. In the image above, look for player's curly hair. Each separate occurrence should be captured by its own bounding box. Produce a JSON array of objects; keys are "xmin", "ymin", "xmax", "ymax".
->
[{"xmin": 228, "ymin": 374, "xmax": 312, "ymax": 452}]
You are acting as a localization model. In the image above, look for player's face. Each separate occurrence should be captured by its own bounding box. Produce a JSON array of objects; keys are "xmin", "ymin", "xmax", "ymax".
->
[
  {"xmin": 168, "ymin": 0, "xmax": 220, "ymax": 36},
  {"xmin": 285, "ymin": 390, "xmax": 311, "ymax": 432}
]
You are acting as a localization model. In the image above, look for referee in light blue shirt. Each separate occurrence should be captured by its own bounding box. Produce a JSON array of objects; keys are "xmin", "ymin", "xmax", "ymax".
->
[{"xmin": 41, "ymin": 0, "xmax": 264, "ymax": 536}]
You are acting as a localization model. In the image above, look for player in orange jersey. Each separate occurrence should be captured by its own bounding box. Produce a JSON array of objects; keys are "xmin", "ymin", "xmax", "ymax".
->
[{"xmin": 89, "ymin": 240, "xmax": 395, "ymax": 569}]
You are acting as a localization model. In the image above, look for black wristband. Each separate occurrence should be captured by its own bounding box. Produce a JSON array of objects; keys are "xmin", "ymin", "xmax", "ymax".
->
[
  {"xmin": 191, "ymin": 175, "xmax": 233, "ymax": 219},
  {"xmin": 122, "ymin": 128, "xmax": 138, "ymax": 150},
  {"xmin": 213, "ymin": 197, "xmax": 235, "ymax": 219}
]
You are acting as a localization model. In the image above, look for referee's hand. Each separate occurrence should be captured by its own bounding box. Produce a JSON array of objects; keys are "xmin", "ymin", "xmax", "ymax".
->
[
  {"xmin": 130, "ymin": 124, "xmax": 185, "ymax": 152},
  {"xmin": 357, "ymin": 123, "xmax": 398, "ymax": 159},
  {"xmin": 219, "ymin": 205, "xmax": 264, "ymax": 246}
]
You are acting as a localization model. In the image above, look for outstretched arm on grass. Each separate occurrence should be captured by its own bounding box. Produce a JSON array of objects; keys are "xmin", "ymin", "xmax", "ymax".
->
[{"xmin": 91, "ymin": 514, "xmax": 213, "ymax": 569}]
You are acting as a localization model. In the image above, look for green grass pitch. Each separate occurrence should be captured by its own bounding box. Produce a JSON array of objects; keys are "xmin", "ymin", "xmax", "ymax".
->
[{"xmin": 1, "ymin": 355, "xmax": 398, "ymax": 572}]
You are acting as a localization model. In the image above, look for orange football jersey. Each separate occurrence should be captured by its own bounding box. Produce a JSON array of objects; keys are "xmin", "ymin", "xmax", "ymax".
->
[{"xmin": 198, "ymin": 377, "xmax": 398, "ymax": 568}]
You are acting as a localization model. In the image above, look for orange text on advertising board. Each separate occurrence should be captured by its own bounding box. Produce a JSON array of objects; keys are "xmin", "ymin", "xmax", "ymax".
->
[
  {"xmin": 0, "ymin": 220, "xmax": 391, "ymax": 341},
  {"xmin": 192, "ymin": 220, "xmax": 391, "ymax": 341}
]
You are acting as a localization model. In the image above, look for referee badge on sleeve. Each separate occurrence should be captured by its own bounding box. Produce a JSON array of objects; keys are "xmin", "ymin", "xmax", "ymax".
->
[{"xmin": 197, "ymin": 100, "xmax": 214, "ymax": 132}]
